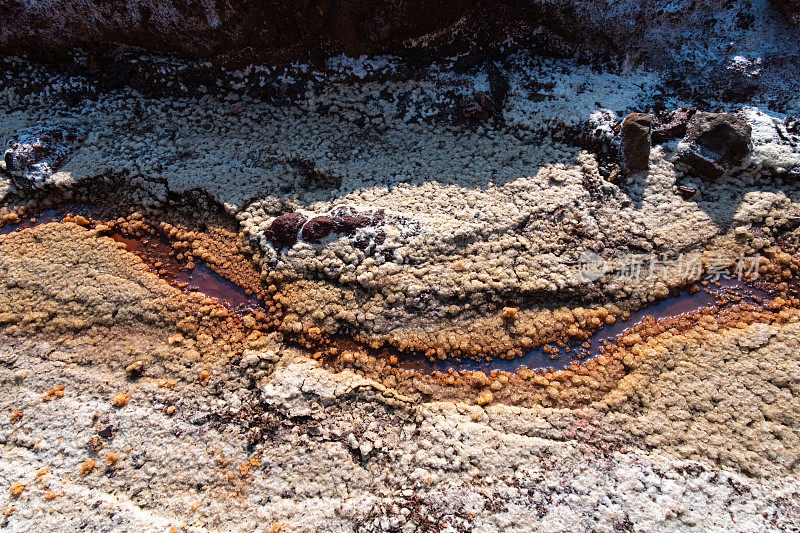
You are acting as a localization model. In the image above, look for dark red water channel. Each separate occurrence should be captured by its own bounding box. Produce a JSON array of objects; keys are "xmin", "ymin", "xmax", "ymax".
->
[
  {"xmin": 1, "ymin": 210, "xmax": 263, "ymax": 314},
  {"xmin": 0, "ymin": 209, "xmax": 61, "ymax": 234},
  {"xmin": 174, "ymin": 264, "xmax": 262, "ymax": 312},
  {"xmin": 109, "ymin": 232, "xmax": 263, "ymax": 314},
  {"xmin": 400, "ymin": 277, "xmax": 771, "ymax": 375}
]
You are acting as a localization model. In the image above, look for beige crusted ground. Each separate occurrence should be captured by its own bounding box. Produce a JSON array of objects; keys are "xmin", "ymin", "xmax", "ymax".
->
[{"xmin": 1, "ymin": 221, "xmax": 799, "ymax": 531}]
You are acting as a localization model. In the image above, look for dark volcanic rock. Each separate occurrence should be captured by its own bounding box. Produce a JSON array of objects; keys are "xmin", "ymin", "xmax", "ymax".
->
[
  {"xmin": 1, "ymin": 1, "xmax": 797, "ymax": 113},
  {"xmin": 4, "ymin": 126, "xmax": 80, "ymax": 190},
  {"xmin": 487, "ymin": 62, "xmax": 510, "ymax": 114},
  {"xmin": 0, "ymin": 1, "xmax": 567, "ymax": 68},
  {"xmin": 713, "ymin": 56, "xmax": 763, "ymax": 102},
  {"xmin": 0, "ymin": 1, "xmax": 472, "ymax": 67},
  {"xmin": 266, "ymin": 213, "xmax": 308, "ymax": 248},
  {"xmin": 619, "ymin": 113, "xmax": 653, "ymax": 174},
  {"xmin": 674, "ymin": 112, "xmax": 752, "ymax": 179},
  {"xmin": 462, "ymin": 91, "xmax": 495, "ymax": 121},
  {"xmin": 677, "ymin": 184, "xmax": 698, "ymax": 200},
  {"xmin": 772, "ymin": 0, "xmax": 800, "ymax": 25}
]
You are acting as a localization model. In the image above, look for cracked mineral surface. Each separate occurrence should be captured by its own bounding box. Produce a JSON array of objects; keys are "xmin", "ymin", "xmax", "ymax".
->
[{"xmin": 2, "ymin": 0, "xmax": 800, "ymax": 531}]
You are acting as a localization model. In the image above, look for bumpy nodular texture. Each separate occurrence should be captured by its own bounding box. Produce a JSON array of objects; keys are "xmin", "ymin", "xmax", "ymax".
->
[{"xmin": 2, "ymin": 0, "xmax": 800, "ymax": 531}]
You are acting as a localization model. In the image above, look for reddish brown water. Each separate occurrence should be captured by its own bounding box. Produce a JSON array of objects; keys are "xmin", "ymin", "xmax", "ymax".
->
[
  {"xmin": 400, "ymin": 277, "xmax": 771, "ymax": 374},
  {"xmin": 110, "ymin": 232, "xmax": 263, "ymax": 313},
  {"xmin": 1, "ymin": 211, "xmax": 264, "ymax": 314},
  {"xmin": 175, "ymin": 263, "xmax": 262, "ymax": 312},
  {"xmin": 0, "ymin": 209, "xmax": 60, "ymax": 235},
  {"xmin": 111, "ymin": 232, "xmax": 184, "ymax": 275}
]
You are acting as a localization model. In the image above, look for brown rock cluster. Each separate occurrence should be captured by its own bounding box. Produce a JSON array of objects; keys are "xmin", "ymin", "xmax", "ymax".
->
[{"xmin": 267, "ymin": 208, "xmax": 383, "ymax": 249}]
